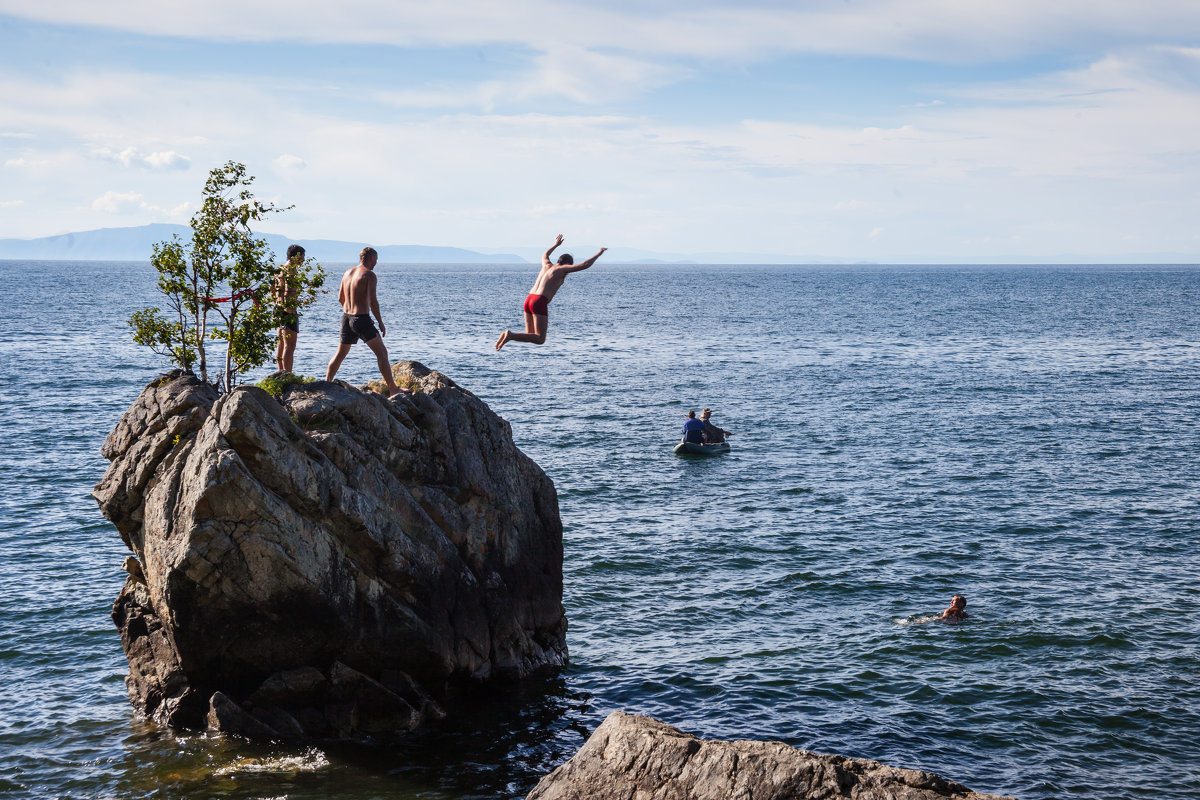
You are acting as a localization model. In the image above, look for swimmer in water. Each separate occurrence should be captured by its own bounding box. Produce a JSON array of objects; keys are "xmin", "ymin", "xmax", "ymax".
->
[{"xmin": 941, "ymin": 594, "xmax": 969, "ymax": 621}]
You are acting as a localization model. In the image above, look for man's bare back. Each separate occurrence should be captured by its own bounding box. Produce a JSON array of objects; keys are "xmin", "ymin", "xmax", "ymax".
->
[
  {"xmin": 528, "ymin": 257, "xmax": 575, "ymax": 301},
  {"xmin": 339, "ymin": 265, "xmax": 376, "ymax": 315}
]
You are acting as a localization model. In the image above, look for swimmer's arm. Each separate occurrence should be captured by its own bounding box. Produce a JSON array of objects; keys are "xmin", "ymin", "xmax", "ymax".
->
[{"xmin": 564, "ymin": 247, "xmax": 607, "ymax": 273}]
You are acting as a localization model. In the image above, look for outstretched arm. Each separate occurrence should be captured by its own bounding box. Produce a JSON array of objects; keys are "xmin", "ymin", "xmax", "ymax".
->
[
  {"xmin": 542, "ymin": 234, "xmax": 565, "ymax": 268},
  {"xmin": 564, "ymin": 247, "xmax": 607, "ymax": 273}
]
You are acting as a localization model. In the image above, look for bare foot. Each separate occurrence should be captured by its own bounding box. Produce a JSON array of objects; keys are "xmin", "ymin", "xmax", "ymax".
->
[
  {"xmin": 388, "ymin": 389, "xmax": 412, "ymax": 399},
  {"xmin": 495, "ymin": 330, "xmax": 510, "ymax": 351}
]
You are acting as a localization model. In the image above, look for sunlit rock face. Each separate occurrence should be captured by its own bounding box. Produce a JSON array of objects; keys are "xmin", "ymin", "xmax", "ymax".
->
[{"xmin": 95, "ymin": 363, "xmax": 567, "ymax": 739}]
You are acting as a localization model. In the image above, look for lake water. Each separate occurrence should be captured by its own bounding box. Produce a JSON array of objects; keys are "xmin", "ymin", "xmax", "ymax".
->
[{"xmin": 1, "ymin": 260, "xmax": 1198, "ymax": 799}]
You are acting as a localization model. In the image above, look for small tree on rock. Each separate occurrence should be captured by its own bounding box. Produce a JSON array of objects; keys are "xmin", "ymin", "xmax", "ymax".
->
[{"xmin": 129, "ymin": 161, "xmax": 325, "ymax": 392}]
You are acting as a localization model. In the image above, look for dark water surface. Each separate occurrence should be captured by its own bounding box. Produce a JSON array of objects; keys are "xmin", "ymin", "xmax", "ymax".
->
[{"xmin": 1, "ymin": 260, "xmax": 1198, "ymax": 799}]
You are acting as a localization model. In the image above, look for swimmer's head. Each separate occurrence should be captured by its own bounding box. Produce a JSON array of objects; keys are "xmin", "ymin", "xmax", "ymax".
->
[
  {"xmin": 557, "ymin": 253, "xmax": 574, "ymax": 265},
  {"xmin": 951, "ymin": 594, "xmax": 967, "ymax": 608}
]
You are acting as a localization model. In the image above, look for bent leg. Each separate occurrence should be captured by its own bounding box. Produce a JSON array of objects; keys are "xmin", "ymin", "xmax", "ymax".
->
[
  {"xmin": 365, "ymin": 335, "xmax": 400, "ymax": 395},
  {"xmin": 326, "ymin": 343, "xmax": 352, "ymax": 381},
  {"xmin": 498, "ymin": 313, "xmax": 548, "ymax": 347}
]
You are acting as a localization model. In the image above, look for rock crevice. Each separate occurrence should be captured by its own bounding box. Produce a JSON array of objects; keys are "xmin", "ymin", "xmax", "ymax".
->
[{"xmin": 95, "ymin": 363, "xmax": 567, "ymax": 739}]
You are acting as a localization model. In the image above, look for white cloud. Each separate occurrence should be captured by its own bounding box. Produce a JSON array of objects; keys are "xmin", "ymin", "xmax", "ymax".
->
[
  {"xmin": 93, "ymin": 146, "xmax": 137, "ymax": 167},
  {"xmin": 521, "ymin": 46, "xmax": 690, "ymax": 104},
  {"xmin": 274, "ymin": 154, "xmax": 308, "ymax": 170},
  {"xmin": 92, "ymin": 190, "xmax": 192, "ymax": 218},
  {"xmin": 5, "ymin": 157, "xmax": 51, "ymax": 168},
  {"xmin": 0, "ymin": 200, "xmax": 25, "ymax": 208},
  {"xmin": 92, "ymin": 190, "xmax": 146, "ymax": 213},
  {"xmin": 93, "ymin": 146, "xmax": 191, "ymax": 170},
  {"xmin": 144, "ymin": 150, "xmax": 190, "ymax": 169}
]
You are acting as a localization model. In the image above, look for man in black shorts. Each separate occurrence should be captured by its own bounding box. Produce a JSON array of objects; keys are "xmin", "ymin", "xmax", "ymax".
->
[
  {"xmin": 324, "ymin": 247, "xmax": 403, "ymax": 397},
  {"xmin": 274, "ymin": 244, "xmax": 305, "ymax": 372}
]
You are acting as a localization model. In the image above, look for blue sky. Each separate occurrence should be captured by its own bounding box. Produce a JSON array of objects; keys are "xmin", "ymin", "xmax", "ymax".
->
[{"xmin": 1, "ymin": 1, "xmax": 1199, "ymax": 260}]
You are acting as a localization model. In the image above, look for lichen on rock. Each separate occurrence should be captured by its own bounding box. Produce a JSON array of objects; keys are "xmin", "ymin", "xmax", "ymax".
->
[{"xmin": 94, "ymin": 362, "xmax": 567, "ymax": 740}]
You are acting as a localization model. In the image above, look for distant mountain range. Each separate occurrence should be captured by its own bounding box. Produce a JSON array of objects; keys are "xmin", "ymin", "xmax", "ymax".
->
[
  {"xmin": 1, "ymin": 223, "xmax": 1197, "ymax": 265},
  {"xmin": 0, "ymin": 224, "xmax": 527, "ymax": 263}
]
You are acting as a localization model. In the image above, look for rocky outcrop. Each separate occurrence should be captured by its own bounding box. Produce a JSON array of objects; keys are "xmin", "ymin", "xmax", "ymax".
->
[
  {"xmin": 527, "ymin": 712, "xmax": 1016, "ymax": 800},
  {"xmin": 94, "ymin": 363, "xmax": 567, "ymax": 739}
]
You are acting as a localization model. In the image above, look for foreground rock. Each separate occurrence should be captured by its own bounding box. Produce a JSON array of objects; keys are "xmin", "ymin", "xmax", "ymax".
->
[
  {"xmin": 527, "ymin": 712, "xmax": 1015, "ymax": 800},
  {"xmin": 94, "ymin": 362, "xmax": 567, "ymax": 739}
]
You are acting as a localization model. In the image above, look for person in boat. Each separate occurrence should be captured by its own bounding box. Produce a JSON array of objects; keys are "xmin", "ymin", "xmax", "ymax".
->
[
  {"xmin": 941, "ymin": 594, "xmax": 969, "ymax": 621},
  {"xmin": 682, "ymin": 409, "xmax": 707, "ymax": 445},
  {"xmin": 325, "ymin": 247, "xmax": 406, "ymax": 398},
  {"xmin": 700, "ymin": 408, "xmax": 731, "ymax": 444},
  {"xmin": 273, "ymin": 244, "xmax": 305, "ymax": 373},
  {"xmin": 495, "ymin": 233, "xmax": 607, "ymax": 350}
]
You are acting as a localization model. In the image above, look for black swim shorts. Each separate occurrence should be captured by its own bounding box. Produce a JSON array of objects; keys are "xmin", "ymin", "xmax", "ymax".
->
[
  {"xmin": 280, "ymin": 313, "xmax": 299, "ymax": 334},
  {"xmin": 340, "ymin": 313, "xmax": 378, "ymax": 344}
]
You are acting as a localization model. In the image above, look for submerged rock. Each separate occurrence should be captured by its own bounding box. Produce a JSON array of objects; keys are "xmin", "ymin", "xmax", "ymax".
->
[
  {"xmin": 94, "ymin": 363, "xmax": 567, "ymax": 739},
  {"xmin": 527, "ymin": 712, "xmax": 1016, "ymax": 800}
]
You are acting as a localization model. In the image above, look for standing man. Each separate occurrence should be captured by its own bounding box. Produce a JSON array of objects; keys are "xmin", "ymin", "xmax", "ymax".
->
[
  {"xmin": 495, "ymin": 234, "xmax": 606, "ymax": 350},
  {"xmin": 325, "ymin": 247, "xmax": 403, "ymax": 398},
  {"xmin": 274, "ymin": 244, "xmax": 305, "ymax": 372}
]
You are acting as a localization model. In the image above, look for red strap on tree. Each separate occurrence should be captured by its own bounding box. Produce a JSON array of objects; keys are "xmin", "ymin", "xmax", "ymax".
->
[{"xmin": 203, "ymin": 289, "xmax": 259, "ymax": 306}]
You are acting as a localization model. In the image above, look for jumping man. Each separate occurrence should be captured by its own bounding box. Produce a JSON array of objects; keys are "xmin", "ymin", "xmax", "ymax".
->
[
  {"xmin": 325, "ymin": 247, "xmax": 403, "ymax": 398},
  {"xmin": 495, "ymin": 234, "xmax": 606, "ymax": 350}
]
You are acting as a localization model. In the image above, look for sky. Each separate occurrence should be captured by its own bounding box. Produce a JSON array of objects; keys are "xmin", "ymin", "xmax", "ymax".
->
[{"xmin": 1, "ymin": 1, "xmax": 1199, "ymax": 261}]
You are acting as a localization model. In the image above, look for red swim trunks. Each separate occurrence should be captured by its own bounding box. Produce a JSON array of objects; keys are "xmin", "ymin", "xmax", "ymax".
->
[{"xmin": 523, "ymin": 293, "xmax": 550, "ymax": 316}]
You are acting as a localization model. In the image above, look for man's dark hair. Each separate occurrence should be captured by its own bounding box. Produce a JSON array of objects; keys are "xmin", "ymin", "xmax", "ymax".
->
[
  {"xmin": 557, "ymin": 253, "xmax": 574, "ymax": 265},
  {"xmin": 286, "ymin": 244, "xmax": 305, "ymax": 260},
  {"xmin": 687, "ymin": 410, "xmax": 696, "ymax": 418}
]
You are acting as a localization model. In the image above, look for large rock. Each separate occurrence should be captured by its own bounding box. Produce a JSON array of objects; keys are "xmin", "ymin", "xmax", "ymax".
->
[
  {"xmin": 94, "ymin": 363, "xmax": 567, "ymax": 739},
  {"xmin": 527, "ymin": 712, "xmax": 1016, "ymax": 800}
]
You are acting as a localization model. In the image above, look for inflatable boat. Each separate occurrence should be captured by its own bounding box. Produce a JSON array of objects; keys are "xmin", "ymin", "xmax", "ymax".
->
[{"xmin": 673, "ymin": 441, "xmax": 731, "ymax": 456}]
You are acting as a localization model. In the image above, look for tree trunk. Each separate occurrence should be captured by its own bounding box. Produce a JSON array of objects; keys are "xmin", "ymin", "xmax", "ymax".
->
[
  {"xmin": 197, "ymin": 311, "xmax": 208, "ymax": 383},
  {"xmin": 223, "ymin": 306, "xmax": 236, "ymax": 392}
]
